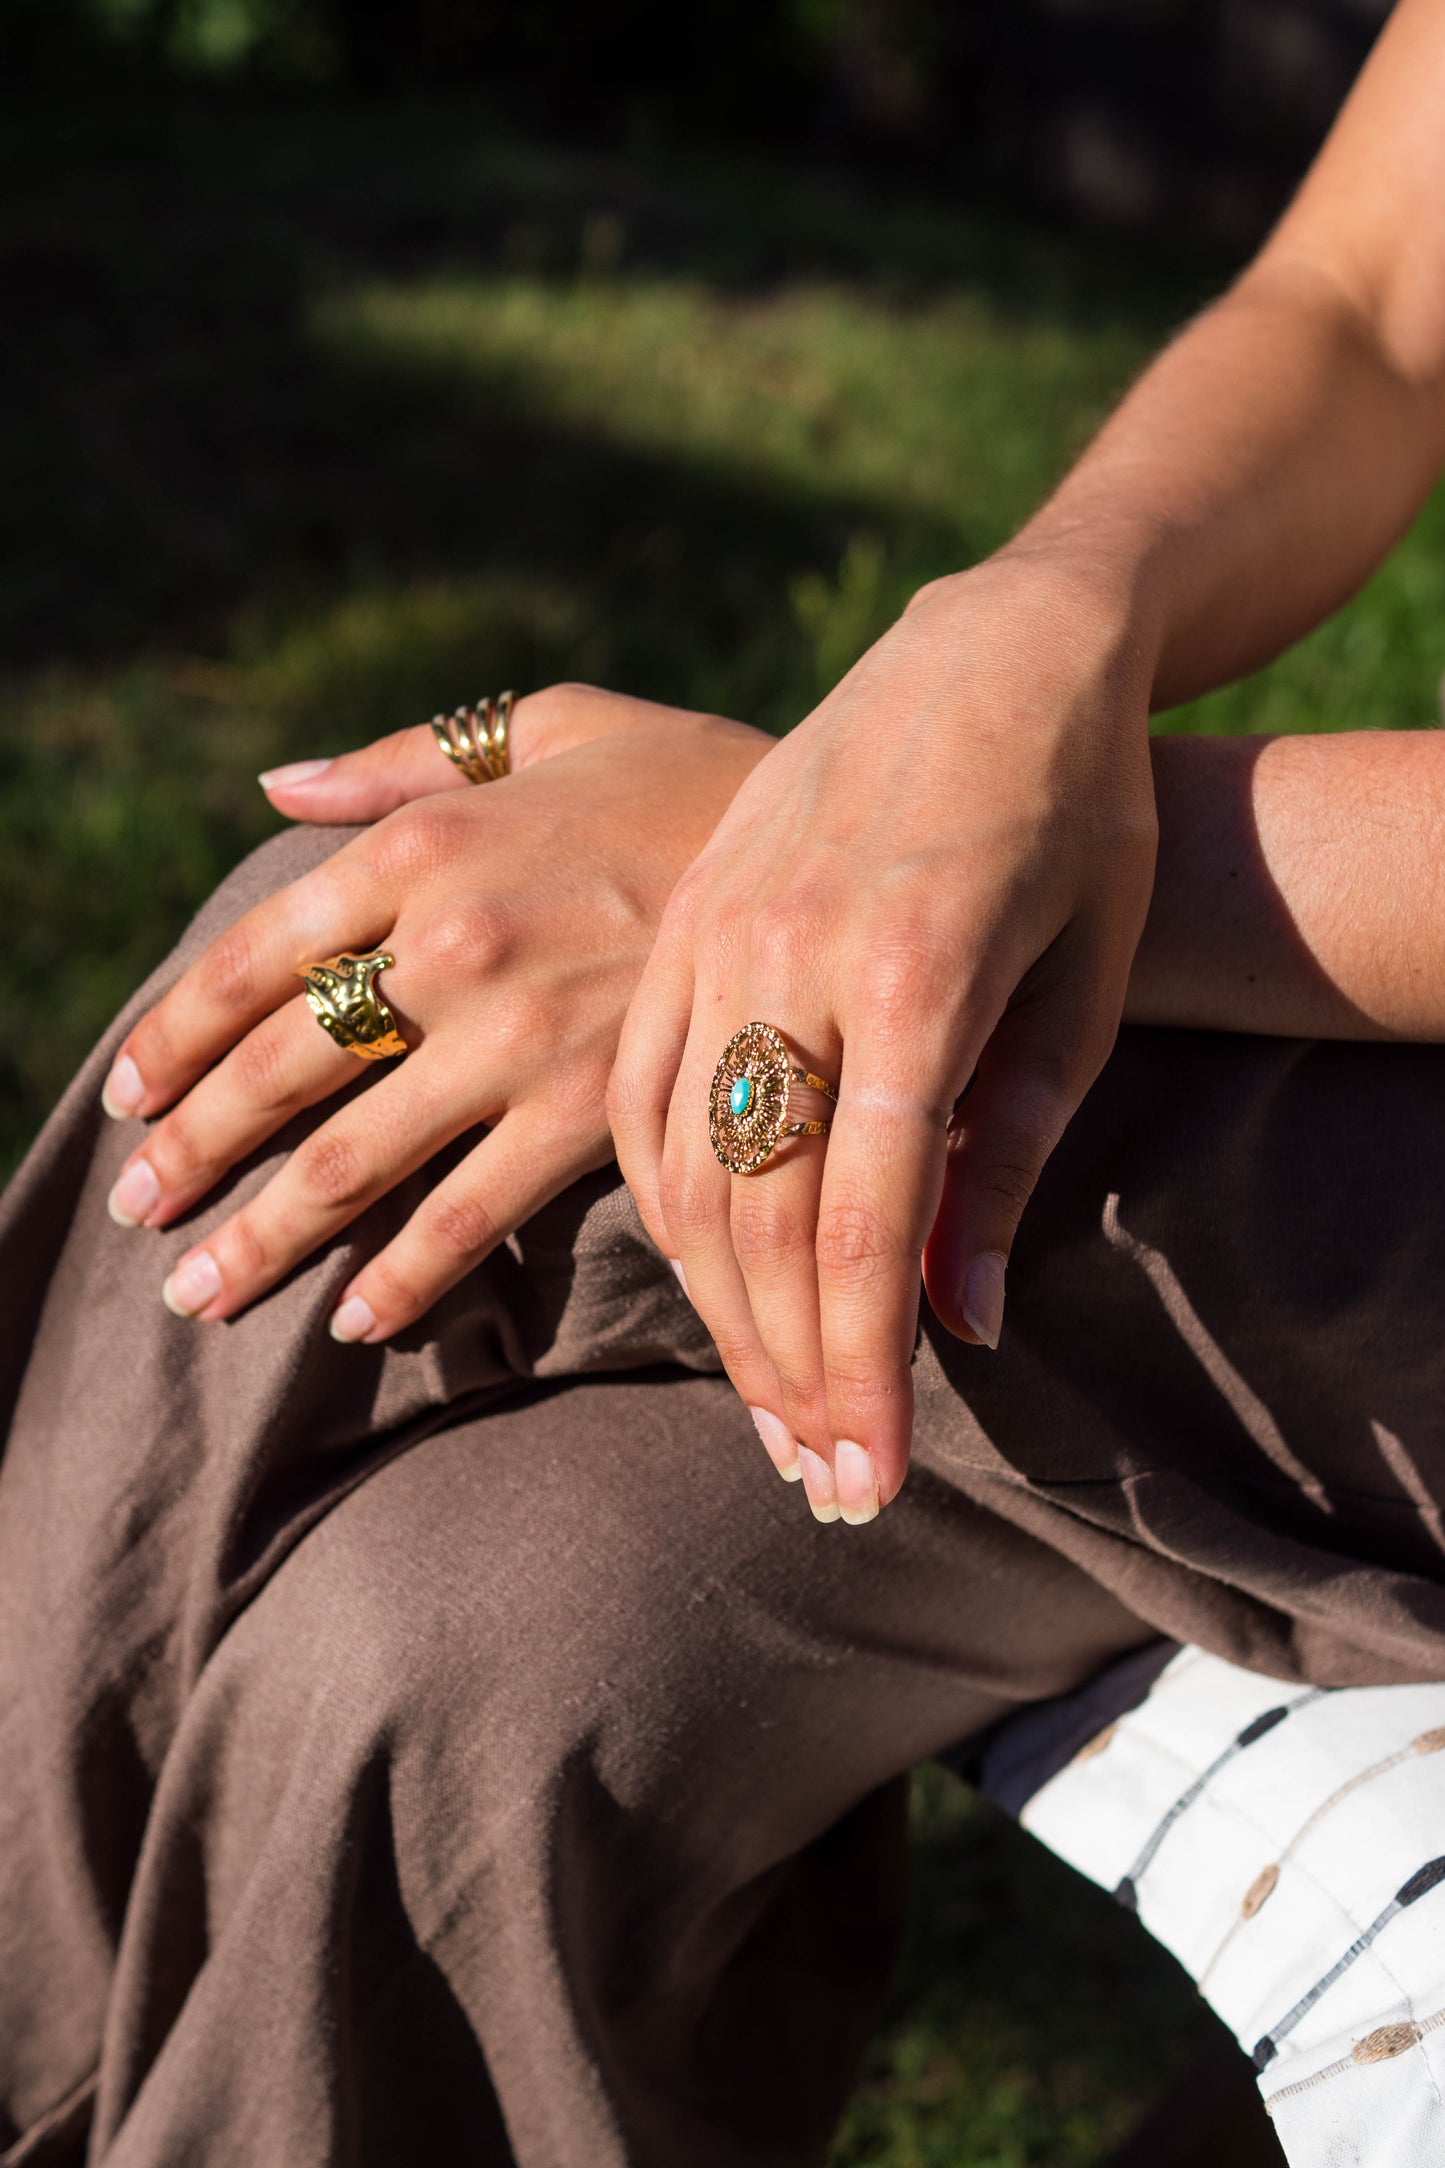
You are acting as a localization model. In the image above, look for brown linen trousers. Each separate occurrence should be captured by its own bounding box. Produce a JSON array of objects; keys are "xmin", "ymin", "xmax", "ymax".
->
[{"xmin": 4, "ymin": 826, "xmax": 1445, "ymax": 2168}]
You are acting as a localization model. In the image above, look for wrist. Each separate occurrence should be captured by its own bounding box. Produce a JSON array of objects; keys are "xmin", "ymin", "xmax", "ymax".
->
[{"xmin": 905, "ymin": 536, "xmax": 1164, "ymax": 719}]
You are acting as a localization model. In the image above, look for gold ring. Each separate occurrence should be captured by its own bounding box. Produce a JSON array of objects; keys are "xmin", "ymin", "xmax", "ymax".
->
[
  {"xmin": 432, "ymin": 690, "xmax": 515, "ymax": 784},
  {"xmin": 709, "ymin": 1022, "xmax": 838, "ymax": 1175},
  {"xmin": 297, "ymin": 950, "xmax": 408, "ymax": 1061}
]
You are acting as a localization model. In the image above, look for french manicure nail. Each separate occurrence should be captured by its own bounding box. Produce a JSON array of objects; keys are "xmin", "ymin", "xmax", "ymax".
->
[
  {"xmin": 258, "ymin": 758, "xmax": 333, "ymax": 790},
  {"xmin": 749, "ymin": 1406, "xmax": 801, "ymax": 1482},
  {"xmin": 107, "ymin": 1158, "xmax": 160, "ymax": 1228},
  {"xmin": 797, "ymin": 1444, "xmax": 841, "ymax": 1524},
  {"xmin": 961, "ymin": 1249, "xmax": 1007, "ymax": 1350},
  {"xmin": 670, "ymin": 1258, "xmax": 690, "ymax": 1298},
  {"xmin": 161, "ymin": 1251, "xmax": 223, "ymax": 1318},
  {"xmin": 330, "ymin": 1294, "xmax": 377, "ymax": 1344},
  {"xmin": 101, "ymin": 1052, "xmax": 144, "ymax": 1120},
  {"xmin": 833, "ymin": 1439, "xmax": 880, "ymax": 1524}
]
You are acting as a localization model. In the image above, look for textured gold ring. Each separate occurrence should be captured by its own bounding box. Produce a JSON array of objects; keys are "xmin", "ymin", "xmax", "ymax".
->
[
  {"xmin": 297, "ymin": 950, "xmax": 408, "ymax": 1062},
  {"xmin": 432, "ymin": 690, "xmax": 515, "ymax": 785},
  {"xmin": 709, "ymin": 1022, "xmax": 838, "ymax": 1175}
]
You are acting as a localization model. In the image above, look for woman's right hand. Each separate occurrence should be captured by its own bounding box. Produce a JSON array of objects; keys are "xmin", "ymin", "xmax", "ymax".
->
[{"xmin": 101, "ymin": 688, "xmax": 773, "ymax": 1357}]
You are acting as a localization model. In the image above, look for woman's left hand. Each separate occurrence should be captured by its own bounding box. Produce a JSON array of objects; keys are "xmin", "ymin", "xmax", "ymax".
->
[{"xmin": 101, "ymin": 688, "xmax": 771, "ymax": 1342}]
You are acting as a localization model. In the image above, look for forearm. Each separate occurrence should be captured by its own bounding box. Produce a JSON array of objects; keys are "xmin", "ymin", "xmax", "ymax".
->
[
  {"xmin": 1000, "ymin": 0, "xmax": 1445, "ymax": 708},
  {"xmin": 1128, "ymin": 732, "xmax": 1445, "ymax": 1040}
]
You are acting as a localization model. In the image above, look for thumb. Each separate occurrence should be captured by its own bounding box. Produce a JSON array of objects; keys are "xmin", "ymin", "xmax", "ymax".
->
[{"xmin": 922, "ymin": 1022, "xmax": 1098, "ymax": 1350}]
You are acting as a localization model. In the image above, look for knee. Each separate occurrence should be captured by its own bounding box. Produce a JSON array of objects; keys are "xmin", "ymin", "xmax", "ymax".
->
[{"xmin": 237, "ymin": 1388, "xmax": 782, "ymax": 1861}]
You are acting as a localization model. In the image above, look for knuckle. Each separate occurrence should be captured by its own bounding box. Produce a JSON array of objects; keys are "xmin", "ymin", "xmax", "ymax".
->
[
  {"xmin": 126, "ymin": 1010, "xmax": 178, "ymax": 1086},
  {"xmin": 371, "ymin": 800, "xmax": 460, "ymax": 885},
  {"xmin": 146, "ymin": 1110, "xmax": 203, "ymax": 1187},
  {"xmin": 856, "ymin": 937, "xmax": 938, "ymax": 1034},
  {"xmin": 658, "ymin": 1156, "xmax": 718, "ymax": 1245},
  {"xmin": 660, "ymin": 864, "xmax": 709, "ymax": 936},
  {"xmin": 730, "ymin": 1192, "xmax": 811, "ymax": 1276},
  {"xmin": 293, "ymin": 1131, "xmax": 368, "ymax": 1211},
  {"xmin": 605, "ymin": 1060, "xmax": 645, "ymax": 1143},
  {"xmin": 230, "ymin": 1020, "xmax": 295, "ymax": 1112},
  {"xmin": 769, "ymin": 1353, "xmax": 827, "ymax": 1412},
  {"xmin": 418, "ymin": 1189, "xmax": 500, "ymax": 1265},
  {"xmin": 707, "ymin": 1321, "xmax": 767, "ymax": 1378},
  {"xmin": 357, "ymin": 1251, "xmax": 426, "ymax": 1324},
  {"xmin": 821, "ymin": 1347, "xmax": 905, "ymax": 1406},
  {"xmin": 203, "ymin": 924, "xmax": 263, "ymax": 1018},
  {"xmin": 417, "ymin": 898, "xmax": 515, "ymax": 978},
  {"xmin": 220, "ymin": 1210, "xmax": 272, "ymax": 1284},
  {"xmin": 747, "ymin": 894, "xmax": 823, "ymax": 985},
  {"xmin": 815, "ymin": 1199, "xmax": 915, "ymax": 1283},
  {"xmin": 972, "ymin": 1153, "xmax": 1040, "ymax": 1218}
]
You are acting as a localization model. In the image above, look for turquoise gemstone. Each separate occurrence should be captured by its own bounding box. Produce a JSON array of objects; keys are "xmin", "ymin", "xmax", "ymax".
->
[{"xmin": 729, "ymin": 1075, "xmax": 754, "ymax": 1118}]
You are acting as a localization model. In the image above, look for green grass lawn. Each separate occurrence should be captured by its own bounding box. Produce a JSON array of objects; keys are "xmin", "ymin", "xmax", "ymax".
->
[{"xmin": 6, "ymin": 85, "xmax": 1441, "ymax": 2161}]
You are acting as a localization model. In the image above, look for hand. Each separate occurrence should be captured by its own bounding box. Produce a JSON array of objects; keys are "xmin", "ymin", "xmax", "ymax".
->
[
  {"xmin": 101, "ymin": 687, "xmax": 770, "ymax": 1338},
  {"xmin": 609, "ymin": 555, "xmax": 1158, "ymax": 1525}
]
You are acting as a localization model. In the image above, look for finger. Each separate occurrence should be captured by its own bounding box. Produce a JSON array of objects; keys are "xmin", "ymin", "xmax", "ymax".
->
[
  {"xmin": 326, "ymin": 1104, "xmax": 605, "ymax": 1343},
  {"xmin": 921, "ymin": 970, "xmax": 1119, "ymax": 1353},
  {"xmin": 609, "ymin": 893, "xmax": 699, "ymax": 1258},
  {"xmin": 102, "ymin": 850, "xmax": 389, "ymax": 1120},
  {"xmin": 259, "ymin": 723, "xmax": 470, "ymax": 824},
  {"xmin": 653, "ymin": 1003, "xmax": 803, "ymax": 1489},
  {"xmin": 106, "ymin": 994, "xmax": 357, "ymax": 1230},
  {"xmin": 724, "ymin": 1042, "xmax": 838, "ymax": 1451},
  {"xmin": 258, "ymin": 685, "xmax": 655, "ymax": 825},
  {"xmin": 156, "ymin": 1047, "xmax": 482, "ymax": 1322},
  {"xmin": 814, "ymin": 1036, "xmax": 953, "ymax": 1523},
  {"xmin": 728, "ymin": 1143, "xmax": 838, "ymax": 1514}
]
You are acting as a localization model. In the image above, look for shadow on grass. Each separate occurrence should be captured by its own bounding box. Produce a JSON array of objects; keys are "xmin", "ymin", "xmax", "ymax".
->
[
  {"xmin": 832, "ymin": 1769, "xmax": 1222, "ymax": 2168},
  {"xmin": 0, "ymin": 85, "xmax": 1192, "ymax": 1163},
  {"xmin": 2, "ymin": 88, "xmax": 1205, "ymax": 665}
]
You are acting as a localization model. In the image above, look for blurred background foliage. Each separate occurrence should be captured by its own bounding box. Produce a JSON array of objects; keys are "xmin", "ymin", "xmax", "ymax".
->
[{"xmin": 4, "ymin": 5, "xmax": 1439, "ymax": 2157}]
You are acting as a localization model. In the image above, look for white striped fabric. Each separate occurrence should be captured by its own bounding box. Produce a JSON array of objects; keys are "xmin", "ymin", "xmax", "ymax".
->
[{"xmin": 998, "ymin": 1646, "xmax": 1445, "ymax": 2167}]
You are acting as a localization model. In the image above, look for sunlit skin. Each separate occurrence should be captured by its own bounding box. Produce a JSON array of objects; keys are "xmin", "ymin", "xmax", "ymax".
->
[
  {"xmin": 605, "ymin": 0, "xmax": 1445, "ymax": 1522},
  {"xmin": 103, "ymin": 686, "xmax": 1445, "ymax": 1479},
  {"xmin": 102, "ymin": 0, "xmax": 1445, "ymax": 1528},
  {"xmin": 100, "ymin": 690, "xmax": 771, "ymax": 1344}
]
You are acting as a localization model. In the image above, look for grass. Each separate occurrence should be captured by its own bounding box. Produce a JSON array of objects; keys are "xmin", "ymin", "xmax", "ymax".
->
[
  {"xmin": 832, "ymin": 1769, "xmax": 1226, "ymax": 2167},
  {"xmin": 7, "ymin": 82, "xmax": 1442, "ymax": 2160}
]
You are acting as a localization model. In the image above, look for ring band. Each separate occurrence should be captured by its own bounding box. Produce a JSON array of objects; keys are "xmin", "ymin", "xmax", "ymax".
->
[
  {"xmin": 297, "ymin": 950, "xmax": 408, "ymax": 1061},
  {"xmin": 709, "ymin": 1021, "xmax": 838, "ymax": 1175},
  {"xmin": 432, "ymin": 691, "xmax": 514, "ymax": 785}
]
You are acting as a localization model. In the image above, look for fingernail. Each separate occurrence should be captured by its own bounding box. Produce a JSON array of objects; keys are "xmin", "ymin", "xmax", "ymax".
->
[
  {"xmin": 330, "ymin": 1294, "xmax": 377, "ymax": 1344},
  {"xmin": 258, "ymin": 758, "xmax": 333, "ymax": 790},
  {"xmin": 797, "ymin": 1445, "xmax": 841, "ymax": 1524},
  {"xmin": 107, "ymin": 1158, "xmax": 160, "ymax": 1228},
  {"xmin": 670, "ymin": 1258, "xmax": 690, "ymax": 1298},
  {"xmin": 749, "ymin": 1406, "xmax": 801, "ymax": 1482},
  {"xmin": 161, "ymin": 1250, "xmax": 223, "ymax": 1317},
  {"xmin": 834, "ymin": 1439, "xmax": 879, "ymax": 1524},
  {"xmin": 961, "ymin": 1249, "xmax": 1007, "ymax": 1349},
  {"xmin": 101, "ymin": 1052, "xmax": 144, "ymax": 1119}
]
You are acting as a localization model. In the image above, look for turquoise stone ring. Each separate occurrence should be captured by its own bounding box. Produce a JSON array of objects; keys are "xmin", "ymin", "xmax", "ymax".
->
[{"xmin": 709, "ymin": 1021, "xmax": 839, "ymax": 1174}]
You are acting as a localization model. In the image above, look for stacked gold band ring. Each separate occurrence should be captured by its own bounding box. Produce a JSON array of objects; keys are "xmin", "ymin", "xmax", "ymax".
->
[
  {"xmin": 432, "ymin": 690, "xmax": 515, "ymax": 785},
  {"xmin": 709, "ymin": 1022, "xmax": 838, "ymax": 1175},
  {"xmin": 297, "ymin": 950, "xmax": 408, "ymax": 1061}
]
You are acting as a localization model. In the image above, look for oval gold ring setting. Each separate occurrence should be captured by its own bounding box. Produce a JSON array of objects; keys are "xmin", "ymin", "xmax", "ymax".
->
[
  {"xmin": 709, "ymin": 1022, "xmax": 838, "ymax": 1175},
  {"xmin": 297, "ymin": 950, "xmax": 408, "ymax": 1061}
]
